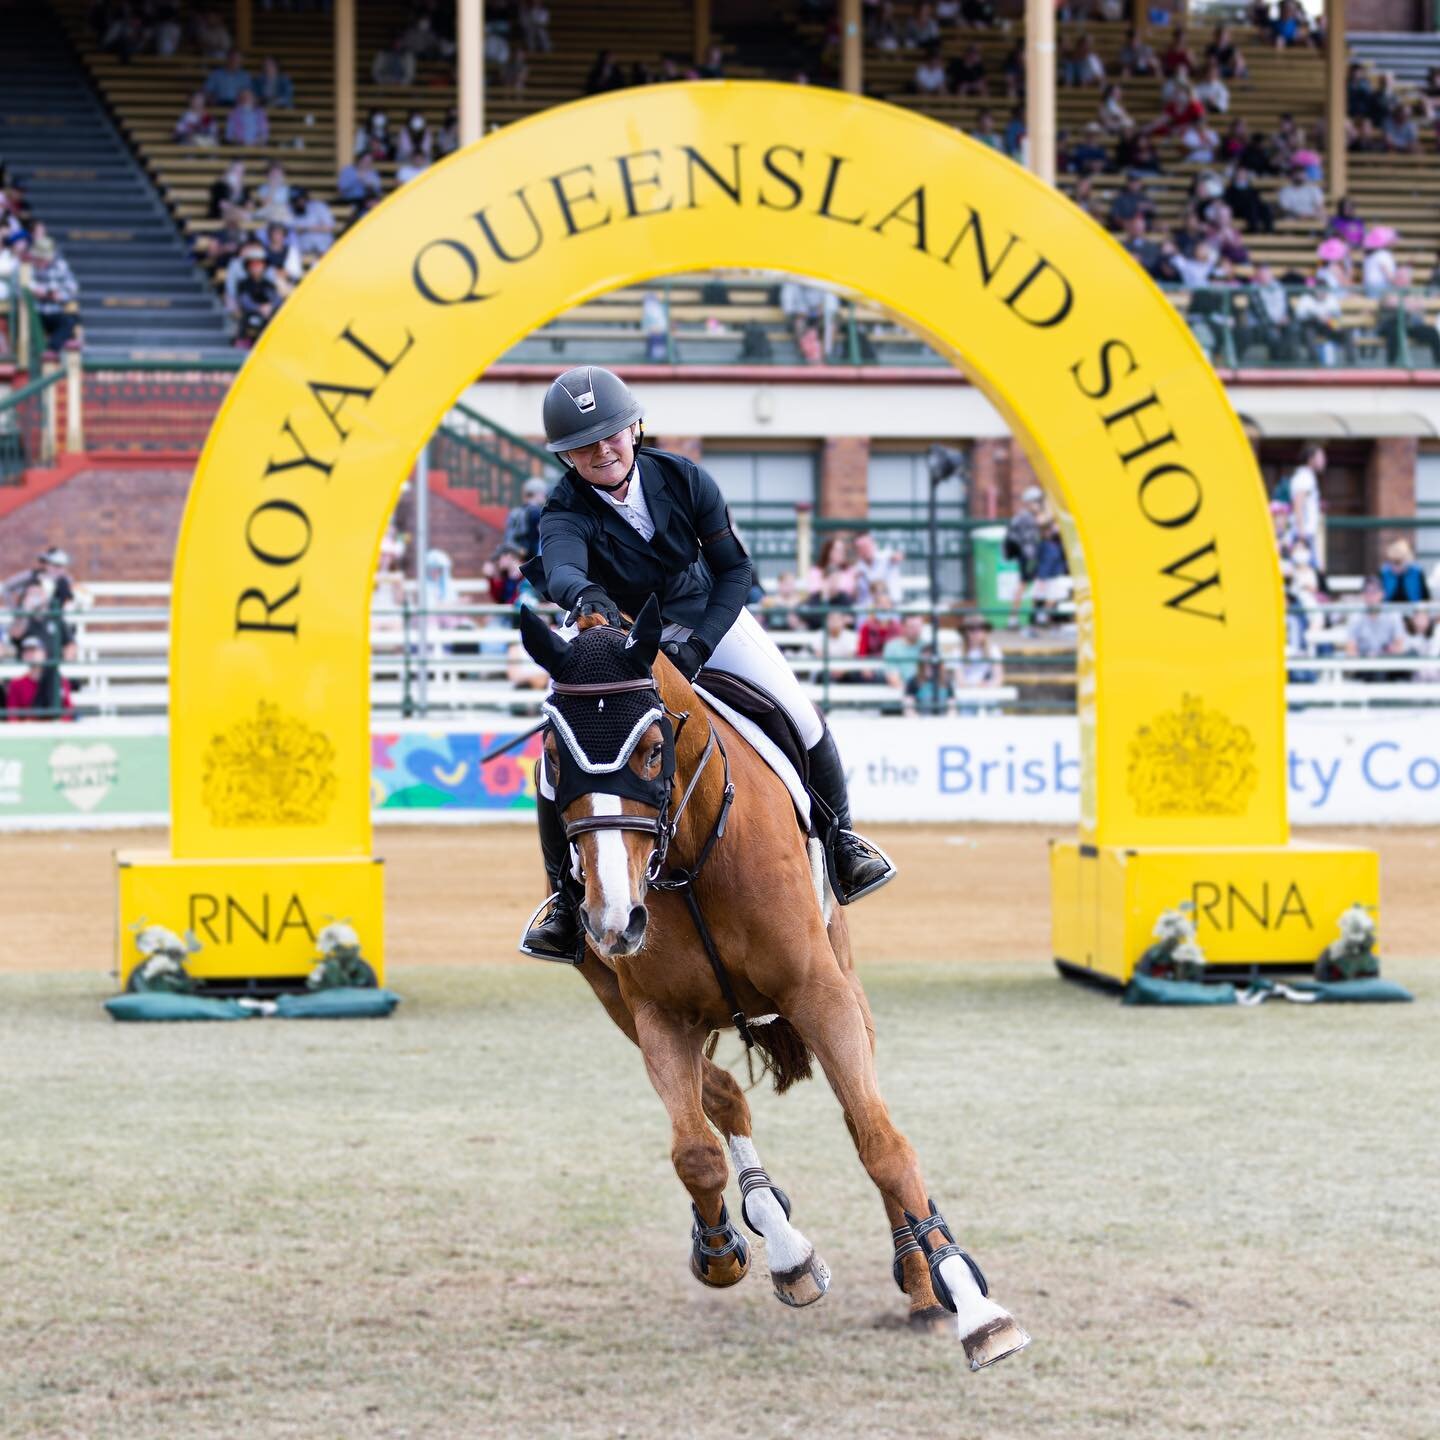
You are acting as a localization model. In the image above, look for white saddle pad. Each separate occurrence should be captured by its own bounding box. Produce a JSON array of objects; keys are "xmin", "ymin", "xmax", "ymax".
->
[{"xmin": 693, "ymin": 684, "xmax": 811, "ymax": 830}]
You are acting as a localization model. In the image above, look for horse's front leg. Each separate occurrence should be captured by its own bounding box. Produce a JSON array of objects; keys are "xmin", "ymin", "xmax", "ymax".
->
[
  {"xmin": 632, "ymin": 999, "xmax": 749, "ymax": 1289},
  {"xmin": 783, "ymin": 967, "xmax": 1030, "ymax": 1368},
  {"xmin": 701, "ymin": 1061, "xmax": 829, "ymax": 1308}
]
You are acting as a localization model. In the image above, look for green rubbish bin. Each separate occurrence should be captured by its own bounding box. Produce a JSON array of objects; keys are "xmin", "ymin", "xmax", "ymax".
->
[{"xmin": 970, "ymin": 525, "xmax": 1027, "ymax": 624}]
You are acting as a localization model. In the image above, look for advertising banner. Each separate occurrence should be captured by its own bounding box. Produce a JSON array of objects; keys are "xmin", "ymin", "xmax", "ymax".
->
[
  {"xmin": 5, "ymin": 712, "xmax": 1440, "ymax": 829},
  {"xmin": 832, "ymin": 712, "xmax": 1440, "ymax": 826},
  {"xmin": 0, "ymin": 727, "xmax": 169, "ymax": 823}
]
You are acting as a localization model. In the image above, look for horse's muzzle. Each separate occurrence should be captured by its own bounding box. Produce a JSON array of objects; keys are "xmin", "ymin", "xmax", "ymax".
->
[{"xmin": 583, "ymin": 902, "xmax": 649, "ymax": 957}]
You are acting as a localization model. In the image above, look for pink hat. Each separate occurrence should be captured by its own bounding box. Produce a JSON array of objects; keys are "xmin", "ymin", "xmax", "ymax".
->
[
  {"xmin": 1363, "ymin": 225, "xmax": 1397, "ymax": 250},
  {"xmin": 1316, "ymin": 237, "xmax": 1348, "ymax": 262}
]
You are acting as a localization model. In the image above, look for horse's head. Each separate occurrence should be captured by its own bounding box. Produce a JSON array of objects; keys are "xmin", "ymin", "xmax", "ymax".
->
[{"xmin": 521, "ymin": 596, "xmax": 674, "ymax": 959}]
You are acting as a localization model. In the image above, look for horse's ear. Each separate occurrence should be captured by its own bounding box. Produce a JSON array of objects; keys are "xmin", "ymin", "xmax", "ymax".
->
[
  {"xmin": 628, "ymin": 594, "xmax": 661, "ymax": 667},
  {"xmin": 518, "ymin": 606, "xmax": 569, "ymax": 674}
]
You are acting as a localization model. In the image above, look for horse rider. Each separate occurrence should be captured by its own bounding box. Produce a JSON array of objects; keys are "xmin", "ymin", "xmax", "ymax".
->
[{"xmin": 520, "ymin": 365, "xmax": 895, "ymax": 959}]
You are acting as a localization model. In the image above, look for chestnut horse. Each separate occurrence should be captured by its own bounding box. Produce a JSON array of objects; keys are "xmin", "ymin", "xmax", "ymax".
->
[{"xmin": 519, "ymin": 598, "xmax": 1029, "ymax": 1368}]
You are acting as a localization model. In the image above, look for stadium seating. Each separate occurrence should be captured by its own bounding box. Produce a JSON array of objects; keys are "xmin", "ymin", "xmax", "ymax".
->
[{"xmin": 36, "ymin": 1, "xmax": 1440, "ymax": 356}]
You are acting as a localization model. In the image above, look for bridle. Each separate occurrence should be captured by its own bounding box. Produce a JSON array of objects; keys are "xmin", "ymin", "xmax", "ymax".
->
[
  {"xmin": 549, "ymin": 674, "xmax": 735, "ymax": 887},
  {"xmin": 541, "ymin": 646, "xmax": 753, "ymax": 1049}
]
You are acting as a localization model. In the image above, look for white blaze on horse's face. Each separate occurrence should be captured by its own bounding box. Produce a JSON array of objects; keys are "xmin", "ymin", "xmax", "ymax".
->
[{"xmin": 567, "ymin": 720, "xmax": 668, "ymax": 960}]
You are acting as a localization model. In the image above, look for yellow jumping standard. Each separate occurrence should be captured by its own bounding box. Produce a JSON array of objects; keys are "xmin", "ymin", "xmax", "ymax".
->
[{"xmin": 115, "ymin": 80, "xmax": 1376, "ymax": 988}]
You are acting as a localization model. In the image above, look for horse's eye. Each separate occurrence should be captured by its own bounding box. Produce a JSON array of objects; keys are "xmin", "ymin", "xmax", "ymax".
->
[{"xmin": 649, "ymin": 742, "xmax": 664, "ymax": 766}]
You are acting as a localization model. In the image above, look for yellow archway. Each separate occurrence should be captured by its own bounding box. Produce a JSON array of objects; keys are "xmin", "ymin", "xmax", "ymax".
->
[{"xmin": 117, "ymin": 82, "xmax": 1374, "ymax": 986}]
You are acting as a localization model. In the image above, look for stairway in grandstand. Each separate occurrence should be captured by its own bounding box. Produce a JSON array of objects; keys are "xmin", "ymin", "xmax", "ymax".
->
[
  {"xmin": 1350, "ymin": 31, "xmax": 1440, "ymax": 88},
  {"xmin": 0, "ymin": 5, "xmax": 230, "ymax": 358}
]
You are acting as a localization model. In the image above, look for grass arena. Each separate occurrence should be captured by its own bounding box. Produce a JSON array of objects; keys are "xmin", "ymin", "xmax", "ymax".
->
[{"xmin": 4, "ymin": 824, "xmax": 1438, "ymax": 1439}]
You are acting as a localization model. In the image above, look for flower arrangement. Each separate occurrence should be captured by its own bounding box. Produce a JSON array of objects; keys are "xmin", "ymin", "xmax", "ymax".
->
[
  {"xmin": 306, "ymin": 922, "xmax": 377, "ymax": 991},
  {"xmin": 1135, "ymin": 904, "xmax": 1208, "ymax": 982},
  {"xmin": 1315, "ymin": 904, "xmax": 1379, "ymax": 982},
  {"xmin": 129, "ymin": 924, "xmax": 203, "ymax": 993}
]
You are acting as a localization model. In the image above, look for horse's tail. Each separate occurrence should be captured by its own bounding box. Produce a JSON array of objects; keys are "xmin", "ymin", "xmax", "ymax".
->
[{"xmin": 751, "ymin": 1017, "xmax": 813, "ymax": 1095}]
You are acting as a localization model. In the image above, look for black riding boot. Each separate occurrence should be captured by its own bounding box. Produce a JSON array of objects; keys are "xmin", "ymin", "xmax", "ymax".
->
[
  {"xmin": 806, "ymin": 728, "xmax": 896, "ymax": 904},
  {"xmin": 520, "ymin": 793, "xmax": 583, "ymax": 961}
]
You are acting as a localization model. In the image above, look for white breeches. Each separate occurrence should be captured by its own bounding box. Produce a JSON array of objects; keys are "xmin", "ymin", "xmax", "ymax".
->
[
  {"xmin": 539, "ymin": 608, "xmax": 824, "ymax": 803},
  {"xmin": 675, "ymin": 607, "xmax": 825, "ymax": 750}
]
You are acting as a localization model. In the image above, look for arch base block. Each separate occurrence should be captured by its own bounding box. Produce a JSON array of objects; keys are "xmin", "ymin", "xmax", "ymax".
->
[
  {"xmin": 1050, "ymin": 842, "xmax": 1378, "ymax": 986},
  {"xmin": 116, "ymin": 852, "xmax": 385, "ymax": 991}
]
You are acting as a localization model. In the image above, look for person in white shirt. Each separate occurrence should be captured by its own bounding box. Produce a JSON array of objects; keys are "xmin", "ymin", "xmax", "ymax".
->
[
  {"xmin": 1361, "ymin": 226, "xmax": 1398, "ymax": 297},
  {"xmin": 1194, "ymin": 60, "xmax": 1229, "ymax": 113},
  {"xmin": 913, "ymin": 52, "xmax": 947, "ymax": 95},
  {"xmin": 1286, "ymin": 444, "xmax": 1326, "ymax": 569},
  {"xmin": 1276, "ymin": 170, "xmax": 1325, "ymax": 221},
  {"xmin": 852, "ymin": 531, "xmax": 903, "ymax": 607}
]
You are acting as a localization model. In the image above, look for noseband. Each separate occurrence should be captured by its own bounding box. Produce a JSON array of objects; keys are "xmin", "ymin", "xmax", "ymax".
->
[{"xmin": 548, "ymin": 675, "xmax": 733, "ymax": 886}]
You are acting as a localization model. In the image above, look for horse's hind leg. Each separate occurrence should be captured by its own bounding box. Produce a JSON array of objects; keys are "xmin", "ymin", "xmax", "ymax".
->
[
  {"xmin": 827, "ymin": 909, "xmax": 946, "ymax": 1324},
  {"xmin": 632, "ymin": 1000, "xmax": 749, "ymax": 1290},
  {"xmin": 784, "ymin": 969, "xmax": 1030, "ymax": 1367},
  {"xmin": 702, "ymin": 1063, "xmax": 830, "ymax": 1308}
]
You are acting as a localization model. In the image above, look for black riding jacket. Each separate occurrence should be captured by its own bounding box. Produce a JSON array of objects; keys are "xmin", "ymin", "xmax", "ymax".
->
[{"xmin": 520, "ymin": 448, "xmax": 752, "ymax": 657}]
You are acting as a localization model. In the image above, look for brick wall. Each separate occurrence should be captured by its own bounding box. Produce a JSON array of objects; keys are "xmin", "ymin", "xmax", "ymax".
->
[
  {"xmin": 0, "ymin": 462, "xmax": 503, "ymax": 587},
  {"xmin": 1347, "ymin": 0, "xmax": 1423, "ymax": 30},
  {"xmin": 818, "ymin": 436, "xmax": 870, "ymax": 518},
  {"xmin": 0, "ymin": 463, "xmax": 191, "ymax": 580},
  {"xmin": 1365, "ymin": 436, "xmax": 1419, "ymax": 569},
  {"xmin": 392, "ymin": 482, "xmax": 504, "ymax": 579},
  {"xmin": 969, "ymin": 438, "xmax": 1038, "ymax": 519},
  {"xmin": 649, "ymin": 434, "xmax": 703, "ymax": 462}
]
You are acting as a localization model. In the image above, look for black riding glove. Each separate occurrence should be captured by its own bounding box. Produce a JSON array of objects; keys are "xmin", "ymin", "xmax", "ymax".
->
[
  {"xmin": 574, "ymin": 587, "xmax": 621, "ymax": 626},
  {"xmin": 663, "ymin": 636, "xmax": 710, "ymax": 681}
]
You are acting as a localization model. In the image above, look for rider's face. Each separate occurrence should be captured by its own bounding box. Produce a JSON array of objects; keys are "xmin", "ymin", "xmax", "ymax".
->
[{"xmin": 566, "ymin": 425, "xmax": 636, "ymax": 487}]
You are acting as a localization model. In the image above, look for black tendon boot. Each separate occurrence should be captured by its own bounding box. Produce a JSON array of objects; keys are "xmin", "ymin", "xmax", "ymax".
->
[
  {"xmin": 806, "ymin": 728, "xmax": 896, "ymax": 904},
  {"xmin": 520, "ymin": 792, "xmax": 583, "ymax": 962}
]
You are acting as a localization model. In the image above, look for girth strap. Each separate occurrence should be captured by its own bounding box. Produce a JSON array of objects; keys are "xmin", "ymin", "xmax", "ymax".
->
[{"xmin": 679, "ymin": 880, "xmax": 753, "ymax": 1049}]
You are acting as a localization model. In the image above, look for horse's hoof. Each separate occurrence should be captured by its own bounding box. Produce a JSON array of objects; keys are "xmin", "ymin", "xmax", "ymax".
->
[
  {"xmin": 961, "ymin": 1313, "xmax": 1031, "ymax": 1370},
  {"xmin": 689, "ymin": 1248, "xmax": 749, "ymax": 1289},
  {"xmin": 771, "ymin": 1249, "xmax": 829, "ymax": 1308},
  {"xmin": 907, "ymin": 1304, "xmax": 956, "ymax": 1335}
]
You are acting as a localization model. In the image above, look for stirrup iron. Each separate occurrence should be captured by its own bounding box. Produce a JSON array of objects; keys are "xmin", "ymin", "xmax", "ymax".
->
[
  {"xmin": 834, "ymin": 829, "xmax": 897, "ymax": 904},
  {"xmin": 517, "ymin": 890, "xmax": 583, "ymax": 965}
]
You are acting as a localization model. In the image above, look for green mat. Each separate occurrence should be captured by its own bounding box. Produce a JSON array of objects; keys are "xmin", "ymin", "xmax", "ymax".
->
[
  {"xmin": 104, "ymin": 988, "xmax": 401, "ymax": 1022},
  {"xmin": 1290, "ymin": 977, "xmax": 1414, "ymax": 1004},
  {"xmin": 105, "ymin": 993, "xmax": 253, "ymax": 1022},
  {"xmin": 1124, "ymin": 974, "xmax": 1238, "ymax": 1006},
  {"xmin": 274, "ymin": 988, "xmax": 401, "ymax": 1019}
]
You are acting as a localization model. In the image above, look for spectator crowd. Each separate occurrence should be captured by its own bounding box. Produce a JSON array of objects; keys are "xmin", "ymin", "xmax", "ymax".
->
[
  {"xmin": 1269, "ymin": 443, "xmax": 1440, "ymax": 682},
  {"xmin": 1, "ymin": 163, "xmax": 83, "ymax": 359}
]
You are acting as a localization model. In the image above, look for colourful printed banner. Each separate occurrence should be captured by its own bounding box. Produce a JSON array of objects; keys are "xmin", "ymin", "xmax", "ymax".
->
[{"xmin": 371, "ymin": 729, "xmax": 543, "ymax": 811}]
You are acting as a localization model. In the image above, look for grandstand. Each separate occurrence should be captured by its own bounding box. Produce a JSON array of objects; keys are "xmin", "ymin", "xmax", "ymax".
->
[{"xmin": 3, "ymin": 0, "xmax": 1440, "ymax": 737}]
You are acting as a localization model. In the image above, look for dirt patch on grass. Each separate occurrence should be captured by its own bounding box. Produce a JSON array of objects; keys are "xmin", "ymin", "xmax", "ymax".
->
[{"xmin": 4, "ymin": 823, "xmax": 1437, "ymax": 973}]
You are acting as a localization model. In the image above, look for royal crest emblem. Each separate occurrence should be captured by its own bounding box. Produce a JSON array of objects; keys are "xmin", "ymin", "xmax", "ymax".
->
[
  {"xmin": 201, "ymin": 701, "xmax": 337, "ymax": 826},
  {"xmin": 1126, "ymin": 694, "xmax": 1258, "ymax": 818}
]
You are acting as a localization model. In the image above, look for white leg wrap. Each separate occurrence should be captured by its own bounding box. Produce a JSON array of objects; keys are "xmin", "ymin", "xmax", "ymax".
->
[
  {"xmin": 727, "ymin": 1135, "xmax": 812, "ymax": 1274},
  {"xmin": 937, "ymin": 1253, "xmax": 1005, "ymax": 1330}
]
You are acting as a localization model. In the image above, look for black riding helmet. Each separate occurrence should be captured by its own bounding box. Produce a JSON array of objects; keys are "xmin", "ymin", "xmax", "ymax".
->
[{"xmin": 542, "ymin": 365, "xmax": 644, "ymax": 454}]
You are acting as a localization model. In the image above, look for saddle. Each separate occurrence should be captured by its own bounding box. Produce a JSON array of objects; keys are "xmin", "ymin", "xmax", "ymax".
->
[{"xmin": 692, "ymin": 667, "xmax": 812, "ymax": 831}]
